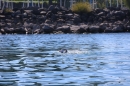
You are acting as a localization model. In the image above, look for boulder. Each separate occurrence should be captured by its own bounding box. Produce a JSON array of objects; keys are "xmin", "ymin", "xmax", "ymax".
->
[
  {"xmin": 0, "ymin": 15, "xmax": 6, "ymax": 19},
  {"xmin": 70, "ymin": 25, "xmax": 85, "ymax": 33},
  {"xmin": 99, "ymin": 23, "xmax": 108, "ymax": 32},
  {"xmin": 45, "ymin": 19, "xmax": 52, "ymax": 24},
  {"xmin": 25, "ymin": 27, "xmax": 32, "ymax": 34},
  {"xmin": 65, "ymin": 13, "xmax": 73, "ymax": 20},
  {"xmin": 80, "ymin": 25, "xmax": 88, "ymax": 33},
  {"xmin": 40, "ymin": 11, "xmax": 46, "ymax": 15},
  {"xmin": 32, "ymin": 24, "xmax": 41, "ymax": 34},
  {"xmin": 46, "ymin": 11, "xmax": 52, "ymax": 18},
  {"xmin": 73, "ymin": 15, "xmax": 81, "ymax": 24},
  {"xmin": 48, "ymin": 5, "xmax": 58, "ymax": 14},
  {"xmin": 3, "ymin": 27, "xmax": 15, "ymax": 34},
  {"xmin": 112, "ymin": 25, "xmax": 124, "ymax": 32},
  {"xmin": 51, "ymin": 14, "xmax": 58, "ymax": 22},
  {"xmin": 88, "ymin": 26, "xmax": 100, "ymax": 33},
  {"xmin": 56, "ymin": 25, "xmax": 70, "ymax": 33},
  {"xmin": 41, "ymin": 24, "xmax": 54, "ymax": 33},
  {"xmin": 104, "ymin": 27, "xmax": 113, "ymax": 33},
  {"xmin": 14, "ymin": 27, "xmax": 26, "ymax": 34}
]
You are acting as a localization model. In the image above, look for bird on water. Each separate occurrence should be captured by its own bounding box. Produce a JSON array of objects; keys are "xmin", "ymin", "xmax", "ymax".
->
[{"xmin": 59, "ymin": 49, "xmax": 67, "ymax": 53}]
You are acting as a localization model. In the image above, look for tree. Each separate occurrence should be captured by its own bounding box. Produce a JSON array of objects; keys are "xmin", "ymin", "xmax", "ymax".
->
[{"xmin": 124, "ymin": 0, "xmax": 130, "ymax": 8}]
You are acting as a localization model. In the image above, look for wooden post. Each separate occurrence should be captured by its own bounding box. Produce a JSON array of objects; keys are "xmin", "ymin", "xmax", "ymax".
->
[
  {"xmin": 38, "ymin": 0, "xmax": 40, "ymax": 7},
  {"xmin": 117, "ymin": 0, "xmax": 118, "ymax": 7},
  {"xmin": 0, "ymin": 0, "xmax": 1, "ymax": 9},
  {"xmin": 110, "ymin": 0, "xmax": 111, "ymax": 7},
  {"xmin": 121, "ymin": 0, "xmax": 122, "ymax": 8},
  {"xmin": 6, "ymin": 0, "xmax": 8, "ymax": 8},
  {"xmin": 11, "ymin": 0, "xmax": 13, "ymax": 9},
  {"xmin": 22, "ymin": 1, "xmax": 25, "ymax": 8},
  {"xmin": 31, "ymin": 0, "xmax": 34, "ymax": 7},
  {"xmin": 27, "ymin": 0, "xmax": 29, "ymax": 7},
  {"xmin": 42, "ymin": 0, "xmax": 43, "ymax": 8},
  {"xmin": 60, "ymin": 0, "xmax": 62, "ymax": 7},
  {"xmin": 1, "ymin": 0, "xmax": 5, "ymax": 13},
  {"xmin": 93, "ymin": 0, "xmax": 94, "ymax": 9},
  {"xmin": 64, "ymin": 0, "xmax": 66, "ymax": 7}
]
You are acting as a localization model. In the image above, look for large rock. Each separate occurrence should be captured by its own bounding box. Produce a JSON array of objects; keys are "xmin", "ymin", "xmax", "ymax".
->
[
  {"xmin": 0, "ymin": 15, "xmax": 6, "ymax": 19},
  {"xmin": 2, "ymin": 27, "xmax": 15, "ymax": 34},
  {"xmin": 56, "ymin": 25, "xmax": 70, "ymax": 33},
  {"xmin": 65, "ymin": 13, "xmax": 73, "ymax": 20},
  {"xmin": 70, "ymin": 25, "xmax": 86, "ymax": 33},
  {"xmin": 45, "ymin": 19, "xmax": 52, "ymax": 24},
  {"xmin": 99, "ymin": 23, "xmax": 108, "ymax": 32},
  {"xmin": 80, "ymin": 24, "xmax": 88, "ymax": 33},
  {"xmin": 73, "ymin": 14, "xmax": 81, "ymax": 25},
  {"xmin": 32, "ymin": 24, "xmax": 41, "ymax": 34},
  {"xmin": 41, "ymin": 24, "xmax": 54, "ymax": 33},
  {"xmin": 14, "ymin": 27, "xmax": 26, "ymax": 34},
  {"xmin": 112, "ymin": 25, "xmax": 124, "ymax": 32},
  {"xmin": 104, "ymin": 27, "xmax": 113, "ymax": 33},
  {"xmin": 25, "ymin": 27, "xmax": 32, "ymax": 34},
  {"xmin": 48, "ymin": 5, "xmax": 58, "ymax": 14},
  {"xmin": 88, "ymin": 26, "xmax": 100, "ymax": 33}
]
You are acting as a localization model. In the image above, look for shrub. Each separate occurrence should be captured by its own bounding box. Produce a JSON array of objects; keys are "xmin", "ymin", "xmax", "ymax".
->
[
  {"xmin": 71, "ymin": 2, "xmax": 92, "ymax": 13},
  {"xmin": 4, "ymin": 8, "xmax": 13, "ymax": 13}
]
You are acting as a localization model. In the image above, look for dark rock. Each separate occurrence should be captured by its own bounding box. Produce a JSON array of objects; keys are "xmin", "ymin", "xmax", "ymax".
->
[
  {"xmin": 104, "ymin": 27, "xmax": 113, "ymax": 33},
  {"xmin": 32, "ymin": 24, "xmax": 41, "ymax": 34},
  {"xmin": 51, "ymin": 14, "xmax": 58, "ymax": 22},
  {"xmin": 25, "ymin": 27, "xmax": 32, "ymax": 34},
  {"xmin": 99, "ymin": 23, "xmax": 108, "ymax": 32},
  {"xmin": 65, "ymin": 13, "xmax": 73, "ymax": 20},
  {"xmin": 112, "ymin": 25, "xmax": 124, "ymax": 32},
  {"xmin": 97, "ymin": 12, "xmax": 105, "ymax": 17},
  {"xmin": 13, "ymin": 8, "xmax": 19, "ymax": 12},
  {"xmin": 45, "ymin": 19, "xmax": 52, "ymax": 24},
  {"xmin": 41, "ymin": 24, "xmax": 54, "ymax": 33},
  {"xmin": 95, "ymin": 8, "xmax": 104, "ymax": 14},
  {"xmin": 56, "ymin": 25, "xmax": 70, "ymax": 33},
  {"xmin": 3, "ymin": 27, "xmax": 15, "ymax": 34},
  {"xmin": 0, "ymin": 15, "xmax": 6, "ymax": 19},
  {"xmin": 88, "ymin": 26, "xmax": 100, "ymax": 33},
  {"xmin": 73, "ymin": 14, "xmax": 81, "ymax": 25},
  {"xmin": 0, "ymin": 22, "xmax": 6, "ymax": 27},
  {"xmin": 14, "ymin": 27, "xmax": 26, "ymax": 34},
  {"xmin": 80, "ymin": 25, "xmax": 88, "ymax": 32},
  {"xmin": 46, "ymin": 11, "xmax": 52, "ymax": 18},
  {"xmin": 32, "ymin": 9, "xmax": 40, "ymax": 15},
  {"xmin": 48, "ymin": 5, "xmax": 55, "ymax": 11},
  {"xmin": 48, "ymin": 5, "xmax": 58, "ymax": 14},
  {"xmin": 40, "ymin": 11, "xmax": 46, "ymax": 15},
  {"xmin": 70, "ymin": 25, "xmax": 85, "ymax": 33}
]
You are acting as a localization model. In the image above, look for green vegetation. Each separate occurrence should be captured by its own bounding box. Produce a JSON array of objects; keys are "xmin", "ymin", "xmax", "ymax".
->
[
  {"xmin": 124, "ymin": 0, "xmax": 130, "ymax": 8},
  {"xmin": 4, "ymin": 8, "xmax": 13, "ymax": 13},
  {"xmin": 71, "ymin": 2, "xmax": 92, "ymax": 13}
]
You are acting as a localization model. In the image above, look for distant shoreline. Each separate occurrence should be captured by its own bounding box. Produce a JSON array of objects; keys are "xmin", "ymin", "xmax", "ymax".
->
[{"xmin": 0, "ymin": 6, "xmax": 130, "ymax": 34}]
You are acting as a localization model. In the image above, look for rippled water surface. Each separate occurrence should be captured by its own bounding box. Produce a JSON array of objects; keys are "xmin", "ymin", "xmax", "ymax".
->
[{"xmin": 0, "ymin": 33, "xmax": 130, "ymax": 86}]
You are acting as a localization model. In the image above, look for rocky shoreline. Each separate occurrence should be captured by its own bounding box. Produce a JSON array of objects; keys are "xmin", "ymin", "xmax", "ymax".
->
[{"xmin": 0, "ymin": 5, "xmax": 130, "ymax": 34}]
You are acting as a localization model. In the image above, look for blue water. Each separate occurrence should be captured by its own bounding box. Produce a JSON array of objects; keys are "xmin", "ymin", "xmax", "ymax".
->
[{"xmin": 0, "ymin": 33, "xmax": 130, "ymax": 86}]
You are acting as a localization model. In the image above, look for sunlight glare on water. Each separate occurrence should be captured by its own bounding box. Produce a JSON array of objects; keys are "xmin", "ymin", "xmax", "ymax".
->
[{"xmin": 0, "ymin": 33, "xmax": 130, "ymax": 86}]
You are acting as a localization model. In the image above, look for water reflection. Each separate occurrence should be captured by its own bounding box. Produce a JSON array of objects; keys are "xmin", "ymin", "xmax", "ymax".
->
[{"xmin": 0, "ymin": 33, "xmax": 130, "ymax": 85}]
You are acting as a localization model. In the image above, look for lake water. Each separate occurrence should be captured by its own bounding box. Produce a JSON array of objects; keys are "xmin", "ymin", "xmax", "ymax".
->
[{"xmin": 0, "ymin": 33, "xmax": 130, "ymax": 86}]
